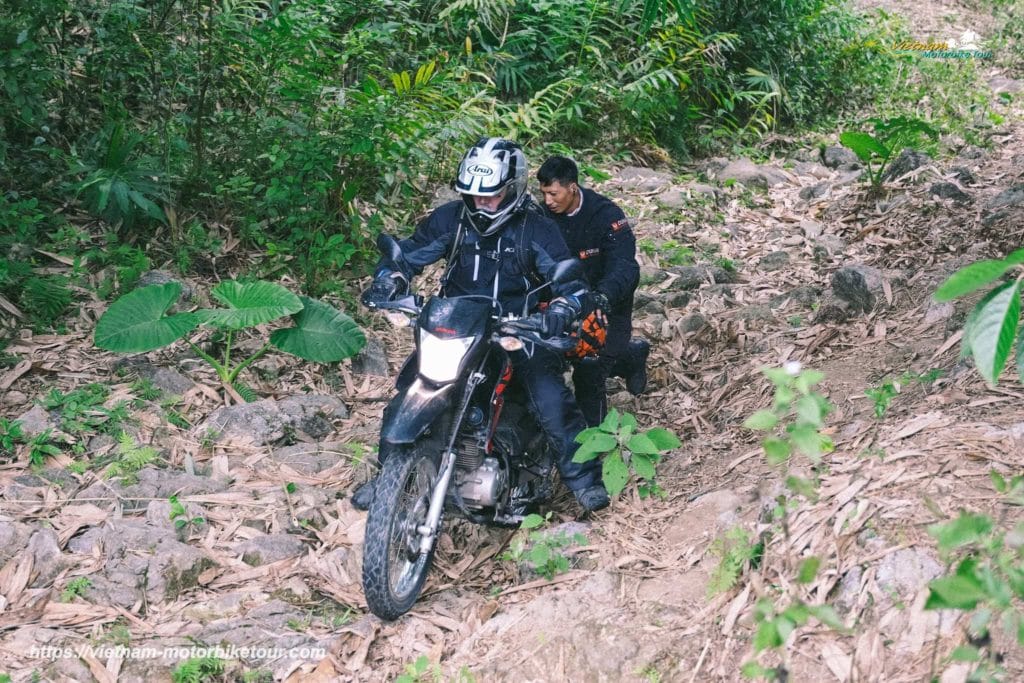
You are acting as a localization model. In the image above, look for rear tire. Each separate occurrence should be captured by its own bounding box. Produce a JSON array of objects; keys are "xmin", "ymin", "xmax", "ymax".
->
[{"xmin": 362, "ymin": 445, "xmax": 439, "ymax": 620}]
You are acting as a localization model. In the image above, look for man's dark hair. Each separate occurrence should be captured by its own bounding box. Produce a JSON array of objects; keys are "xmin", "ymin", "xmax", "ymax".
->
[{"xmin": 537, "ymin": 155, "xmax": 579, "ymax": 186}]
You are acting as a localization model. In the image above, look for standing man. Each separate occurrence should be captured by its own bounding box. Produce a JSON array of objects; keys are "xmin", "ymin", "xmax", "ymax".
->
[{"xmin": 537, "ymin": 155, "xmax": 649, "ymax": 427}]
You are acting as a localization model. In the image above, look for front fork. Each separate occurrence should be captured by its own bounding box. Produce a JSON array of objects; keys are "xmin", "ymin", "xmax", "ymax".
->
[{"xmin": 415, "ymin": 370, "xmax": 485, "ymax": 554}]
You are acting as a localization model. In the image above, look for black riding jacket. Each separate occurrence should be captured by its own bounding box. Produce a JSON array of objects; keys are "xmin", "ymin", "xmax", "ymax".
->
[
  {"xmin": 377, "ymin": 200, "xmax": 588, "ymax": 315},
  {"xmin": 542, "ymin": 187, "xmax": 639, "ymax": 315}
]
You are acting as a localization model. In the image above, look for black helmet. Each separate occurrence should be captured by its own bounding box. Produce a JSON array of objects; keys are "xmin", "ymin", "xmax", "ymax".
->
[{"xmin": 454, "ymin": 137, "xmax": 528, "ymax": 236}]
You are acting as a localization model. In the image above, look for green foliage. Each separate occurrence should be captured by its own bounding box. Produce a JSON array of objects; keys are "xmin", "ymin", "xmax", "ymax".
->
[
  {"xmin": 169, "ymin": 495, "xmax": 205, "ymax": 537},
  {"xmin": 743, "ymin": 363, "xmax": 833, "ymax": 471},
  {"xmin": 501, "ymin": 512, "xmax": 587, "ymax": 581},
  {"xmin": 43, "ymin": 383, "xmax": 128, "ymax": 435},
  {"xmin": 708, "ymin": 527, "xmax": 762, "ymax": 596},
  {"xmin": 170, "ymin": 656, "xmax": 224, "ymax": 683},
  {"xmin": 60, "ymin": 577, "xmax": 92, "ymax": 603},
  {"xmin": 26, "ymin": 430, "xmax": 62, "ymax": 468},
  {"xmin": 572, "ymin": 409, "xmax": 681, "ymax": 500},
  {"xmin": 70, "ymin": 122, "xmax": 166, "ymax": 230},
  {"xmin": 104, "ymin": 432, "xmax": 160, "ymax": 483},
  {"xmin": 94, "ymin": 282, "xmax": 366, "ymax": 387},
  {"xmin": 0, "ymin": 418, "xmax": 25, "ymax": 459},
  {"xmin": 742, "ymin": 596, "xmax": 846, "ymax": 679},
  {"xmin": 924, "ymin": 496, "xmax": 1024, "ymax": 681},
  {"xmin": 838, "ymin": 116, "xmax": 939, "ymax": 189},
  {"xmin": 865, "ymin": 369, "xmax": 943, "ymax": 418},
  {"xmin": 934, "ymin": 249, "xmax": 1024, "ymax": 385}
]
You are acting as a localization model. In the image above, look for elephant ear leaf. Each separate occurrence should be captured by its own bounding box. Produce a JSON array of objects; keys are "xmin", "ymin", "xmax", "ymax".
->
[
  {"xmin": 198, "ymin": 281, "xmax": 303, "ymax": 329},
  {"xmin": 270, "ymin": 296, "xmax": 366, "ymax": 362},
  {"xmin": 95, "ymin": 283, "xmax": 199, "ymax": 352}
]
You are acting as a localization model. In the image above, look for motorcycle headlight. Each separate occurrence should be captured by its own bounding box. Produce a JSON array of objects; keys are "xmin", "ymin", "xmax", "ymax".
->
[{"xmin": 418, "ymin": 329, "xmax": 474, "ymax": 383}]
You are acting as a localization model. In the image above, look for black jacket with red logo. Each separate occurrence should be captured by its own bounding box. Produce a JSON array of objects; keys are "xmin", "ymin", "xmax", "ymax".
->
[{"xmin": 542, "ymin": 187, "xmax": 639, "ymax": 314}]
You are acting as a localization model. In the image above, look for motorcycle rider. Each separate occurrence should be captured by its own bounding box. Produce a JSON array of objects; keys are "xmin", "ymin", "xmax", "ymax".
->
[
  {"xmin": 537, "ymin": 155, "xmax": 649, "ymax": 427},
  {"xmin": 352, "ymin": 137, "xmax": 611, "ymax": 513}
]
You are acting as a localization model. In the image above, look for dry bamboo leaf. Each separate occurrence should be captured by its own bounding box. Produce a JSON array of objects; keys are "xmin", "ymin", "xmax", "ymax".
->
[
  {"xmin": 721, "ymin": 584, "xmax": 750, "ymax": 636},
  {"xmin": 0, "ymin": 554, "xmax": 33, "ymax": 608},
  {"xmin": 76, "ymin": 646, "xmax": 115, "ymax": 683},
  {"xmin": 820, "ymin": 641, "xmax": 852, "ymax": 681},
  {"xmin": 0, "ymin": 360, "xmax": 32, "ymax": 390}
]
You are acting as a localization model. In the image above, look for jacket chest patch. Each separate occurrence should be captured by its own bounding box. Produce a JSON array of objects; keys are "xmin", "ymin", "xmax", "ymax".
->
[
  {"xmin": 611, "ymin": 218, "xmax": 631, "ymax": 232},
  {"xmin": 579, "ymin": 248, "xmax": 600, "ymax": 259}
]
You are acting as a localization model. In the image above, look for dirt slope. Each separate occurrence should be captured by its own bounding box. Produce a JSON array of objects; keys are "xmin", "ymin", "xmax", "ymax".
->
[{"xmin": 1, "ymin": 2, "xmax": 1023, "ymax": 681}]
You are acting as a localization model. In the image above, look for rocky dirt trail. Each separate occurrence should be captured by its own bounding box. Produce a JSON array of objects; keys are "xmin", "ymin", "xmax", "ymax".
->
[{"xmin": 2, "ymin": 3, "xmax": 1024, "ymax": 682}]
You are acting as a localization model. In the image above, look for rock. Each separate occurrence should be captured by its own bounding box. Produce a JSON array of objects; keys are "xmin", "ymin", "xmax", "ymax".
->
[
  {"xmin": 716, "ymin": 158, "xmax": 788, "ymax": 189},
  {"xmin": 986, "ymin": 185, "xmax": 1024, "ymax": 210},
  {"xmin": 145, "ymin": 499, "xmax": 208, "ymax": 533},
  {"xmin": 4, "ymin": 391, "xmax": 27, "ymax": 405},
  {"xmin": 782, "ymin": 235, "xmax": 803, "ymax": 247},
  {"xmin": 701, "ymin": 157, "xmax": 730, "ymax": 176},
  {"xmin": 814, "ymin": 295, "xmax": 850, "ymax": 324},
  {"xmin": 642, "ymin": 300, "xmax": 666, "ymax": 315},
  {"xmin": 134, "ymin": 362, "xmax": 195, "ymax": 396},
  {"xmin": 83, "ymin": 558, "xmax": 148, "ymax": 609},
  {"xmin": 814, "ymin": 234, "xmax": 848, "ymax": 257},
  {"xmin": 658, "ymin": 184, "xmax": 720, "ymax": 208},
  {"xmin": 237, "ymin": 534, "xmax": 307, "ymax": 566},
  {"xmin": 267, "ymin": 442, "xmax": 343, "ymax": 475},
  {"xmin": 989, "ymin": 75, "xmax": 1024, "ymax": 94},
  {"xmin": 198, "ymin": 600, "xmax": 315, "ymax": 662},
  {"xmin": 832, "ymin": 266, "xmax": 883, "ymax": 313},
  {"xmin": 832, "ymin": 169, "xmax": 865, "ymax": 187},
  {"xmin": 678, "ymin": 313, "xmax": 706, "ymax": 334},
  {"xmin": 876, "ymin": 548, "xmax": 943, "ymax": 603},
  {"xmin": 667, "ymin": 292, "xmax": 691, "ymax": 309},
  {"xmin": 14, "ymin": 405, "xmax": 55, "ymax": 437},
  {"xmin": 820, "ymin": 145, "xmax": 860, "ymax": 169},
  {"xmin": 0, "ymin": 521, "xmax": 34, "ymax": 566},
  {"xmin": 252, "ymin": 356, "xmax": 286, "ymax": 380},
  {"xmin": 882, "ymin": 148, "xmax": 930, "ymax": 181},
  {"xmin": 770, "ymin": 285, "xmax": 822, "ymax": 308},
  {"xmin": 929, "ymin": 182, "xmax": 971, "ymax": 203},
  {"xmin": 799, "ymin": 182, "xmax": 830, "ymax": 201},
  {"xmin": 137, "ymin": 270, "xmax": 194, "ymax": 302},
  {"xmin": 639, "ymin": 267, "xmax": 669, "ymax": 286},
  {"xmin": 430, "ymin": 185, "xmax": 460, "ymax": 209},
  {"xmin": 950, "ymin": 166, "xmax": 976, "ymax": 184},
  {"xmin": 655, "ymin": 188, "xmax": 687, "ymax": 209},
  {"xmin": 351, "ymin": 336, "xmax": 389, "ymax": 377},
  {"xmin": 736, "ymin": 305, "xmax": 773, "ymax": 323},
  {"xmin": 75, "ymin": 469, "xmax": 227, "ymax": 512},
  {"xmin": 666, "ymin": 265, "xmax": 734, "ymax": 290},
  {"xmin": 198, "ymin": 395, "xmax": 347, "ymax": 447},
  {"xmin": 184, "ymin": 589, "xmax": 270, "ymax": 622},
  {"xmin": 957, "ymin": 145, "xmax": 985, "ymax": 160},
  {"xmin": 615, "ymin": 166, "xmax": 673, "ymax": 192},
  {"xmin": 27, "ymin": 529, "xmax": 66, "ymax": 588},
  {"xmin": 145, "ymin": 537, "xmax": 216, "ymax": 602},
  {"xmin": 793, "ymin": 161, "xmax": 832, "ymax": 179},
  {"xmin": 758, "ymin": 251, "xmax": 790, "ymax": 272},
  {"xmin": 688, "ymin": 183, "xmax": 720, "ymax": 199},
  {"xmin": 834, "ymin": 565, "xmax": 864, "ymax": 615},
  {"xmin": 800, "ymin": 219, "xmax": 824, "ymax": 239},
  {"xmin": 982, "ymin": 209, "xmax": 1012, "ymax": 228},
  {"xmin": 925, "ymin": 300, "xmax": 956, "ymax": 325}
]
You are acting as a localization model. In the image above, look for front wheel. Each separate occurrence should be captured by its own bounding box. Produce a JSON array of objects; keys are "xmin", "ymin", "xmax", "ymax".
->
[{"xmin": 362, "ymin": 445, "xmax": 439, "ymax": 620}]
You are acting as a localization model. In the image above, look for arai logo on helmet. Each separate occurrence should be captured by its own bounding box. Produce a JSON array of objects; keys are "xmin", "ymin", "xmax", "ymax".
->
[{"xmin": 467, "ymin": 164, "xmax": 494, "ymax": 177}]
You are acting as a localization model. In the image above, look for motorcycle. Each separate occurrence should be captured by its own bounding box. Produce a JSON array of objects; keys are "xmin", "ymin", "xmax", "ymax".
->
[{"xmin": 360, "ymin": 234, "xmax": 581, "ymax": 620}]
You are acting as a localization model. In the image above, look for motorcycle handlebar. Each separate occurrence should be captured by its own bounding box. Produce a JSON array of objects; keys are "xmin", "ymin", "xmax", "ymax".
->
[{"xmin": 497, "ymin": 315, "xmax": 577, "ymax": 353}]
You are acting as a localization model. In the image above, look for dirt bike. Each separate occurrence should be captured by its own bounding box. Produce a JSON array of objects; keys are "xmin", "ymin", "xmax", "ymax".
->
[{"xmin": 360, "ymin": 234, "xmax": 581, "ymax": 620}]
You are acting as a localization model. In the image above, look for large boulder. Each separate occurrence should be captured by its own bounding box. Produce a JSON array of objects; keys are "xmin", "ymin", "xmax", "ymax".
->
[
  {"xmin": 614, "ymin": 166, "xmax": 674, "ymax": 192},
  {"xmin": 820, "ymin": 145, "xmax": 860, "ymax": 169},
  {"xmin": 882, "ymin": 149, "xmax": 931, "ymax": 181},
  {"xmin": 197, "ymin": 395, "xmax": 348, "ymax": 447},
  {"xmin": 716, "ymin": 158, "xmax": 788, "ymax": 189}
]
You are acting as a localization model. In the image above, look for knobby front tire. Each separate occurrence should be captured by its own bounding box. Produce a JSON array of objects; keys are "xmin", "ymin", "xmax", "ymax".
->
[{"xmin": 362, "ymin": 445, "xmax": 439, "ymax": 620}]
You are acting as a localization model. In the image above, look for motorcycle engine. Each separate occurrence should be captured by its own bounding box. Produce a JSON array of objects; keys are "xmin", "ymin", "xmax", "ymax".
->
[{"xmin": 457, "ymin": 457, "xmax": 506, "ymax": 509}]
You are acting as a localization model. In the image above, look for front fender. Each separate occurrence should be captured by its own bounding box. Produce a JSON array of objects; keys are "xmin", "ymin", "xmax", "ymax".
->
[{"xmin": 381, "ymin": 377, "xmax": 456, "ymax": 444}]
